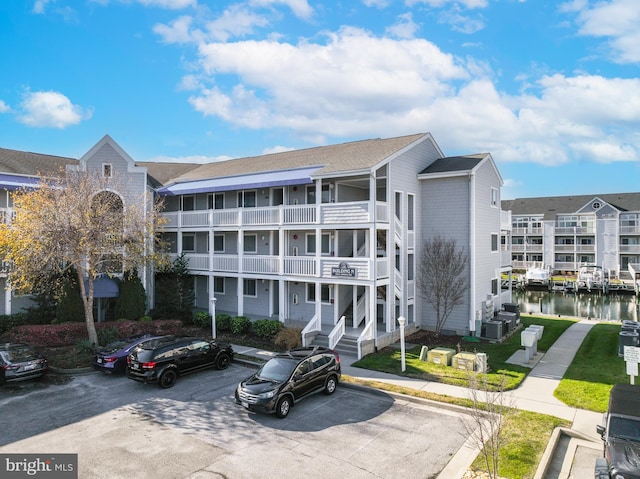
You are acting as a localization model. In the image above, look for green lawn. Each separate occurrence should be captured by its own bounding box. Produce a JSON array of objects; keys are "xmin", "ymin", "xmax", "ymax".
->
[
  {"xmin": 352, "ymin": 315, "xmax": 576, "ymax": 391},
  {"xmin": 554, "ymin": 323, "xmax": 629, "ymax": 412}
]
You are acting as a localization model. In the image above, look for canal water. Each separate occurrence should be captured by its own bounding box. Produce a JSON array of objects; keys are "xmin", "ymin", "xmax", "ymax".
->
[{"xmin": 512, "ymin": 289, "xmax": 640, "ymax": 322}]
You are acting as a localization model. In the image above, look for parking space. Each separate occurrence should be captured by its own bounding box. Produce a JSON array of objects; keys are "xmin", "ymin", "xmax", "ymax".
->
[{"xmin": 1, "ymin": 364, "xmax": 472, "ymax": 478}]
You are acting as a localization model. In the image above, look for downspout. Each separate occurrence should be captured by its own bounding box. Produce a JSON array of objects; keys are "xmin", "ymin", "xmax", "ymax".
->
[{"xmin": 469, "ymin": 172, "xmax": 476, "ymax": 334}]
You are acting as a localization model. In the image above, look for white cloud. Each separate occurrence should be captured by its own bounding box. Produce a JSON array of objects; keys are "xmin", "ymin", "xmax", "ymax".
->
[
  {"xmin": 161, "ymin": 10, "xmax": 639, "ymax": 167},
  {"xmin": 154, "ymin": 15, "xmax": 197, "ymax": 44},
  {"xmin": 18, "ymin": 91, "xmax": 92, "ymax": 128},
  {"xmin": 363, "ymin": 0, "xmax": 391, "ymax": 8},
  {"xmin": 204, "ymin": 5, "xmax": 270, "ymax": 42},
  {"xmin": 406, "ymin": 0, "xmax": 488, "ymax": 8},
  {"xmin": 33, "ymin": 0, "xmax": 53, "ymax": 14},
  {"xmin": 571, "ymin": 0, "xmax": 640, "ymax": 63},
  {"xmin": 248, "ymin": 0, "xmax": 313, "ymax": 20},
  {"xmin": 0, "ymin": 100, "xmax": 10, "ymax": 113},
  {"xmin": 136, "ymin": 0, "xmax": 197, "ymax": 9},
  {"xmin": 386, "ymin": 13, "xmax": 420, "ymax": 39}
]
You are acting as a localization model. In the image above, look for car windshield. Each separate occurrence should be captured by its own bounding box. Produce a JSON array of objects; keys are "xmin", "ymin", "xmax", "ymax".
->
[
  {"xmin": 4, "ymin": 346, "xmax": 39, "ymax": 362},
  {"xmin": 610, "ymin": 416, "xmax": 640, "ymax": 441},
  {"xmin": 256, "ymin": 357, "xmax": 297, "ymax": 382}
]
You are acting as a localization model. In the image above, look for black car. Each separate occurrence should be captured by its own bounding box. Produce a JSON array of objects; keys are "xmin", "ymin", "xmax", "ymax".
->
[
  {"xmin": 94, "ymin": 333, "xmax": 160, "ymax": 374},
  {"xmin": 235, "ymin": 346, "xmax": 341, "ymax": 418},
  {"xmin": 0, "ymin": 343, "xmax": 48, "ymax": 385},
  {"xmin": 126, "ymin": 335, "xmax": 233, "ymax": 388}
]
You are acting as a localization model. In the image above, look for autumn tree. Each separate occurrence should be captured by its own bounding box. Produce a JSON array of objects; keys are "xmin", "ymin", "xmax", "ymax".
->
[
  {"xmin": 416, "ymin": 235, "xmax": 468, "ymax": 334},
  {"xmin": 0, "ymin": 169, "xmax": 165, "ymax": 346}
]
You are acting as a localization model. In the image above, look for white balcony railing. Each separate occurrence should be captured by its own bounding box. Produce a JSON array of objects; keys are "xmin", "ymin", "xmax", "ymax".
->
[{"xmin": 161, "ymin": 201, "xmax": 389, "ymax": 229}]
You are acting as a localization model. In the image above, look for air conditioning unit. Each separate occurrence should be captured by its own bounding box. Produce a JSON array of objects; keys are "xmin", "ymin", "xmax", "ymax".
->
[{"xmin": 485, "ymin": 321, "xmax": 502, "ymax": 340}]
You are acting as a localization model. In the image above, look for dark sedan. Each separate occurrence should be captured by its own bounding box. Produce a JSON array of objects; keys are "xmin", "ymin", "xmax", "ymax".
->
[
  {"xmin": 0, "ymin": 343, "xmax": 48, "ymax": 385},
  {"xmin": 93, "ymin": 333, "xmax": 160, "ymax": 374}
]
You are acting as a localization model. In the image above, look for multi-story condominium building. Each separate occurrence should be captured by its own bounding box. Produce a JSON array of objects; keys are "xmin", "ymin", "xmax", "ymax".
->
[
  {"xmin": 0, "ymin": 133, "xmax": 506, "ymax": 358},
  {"xmin": 503, "ymin": 193, "xmax": 640, "ymax": 280}
]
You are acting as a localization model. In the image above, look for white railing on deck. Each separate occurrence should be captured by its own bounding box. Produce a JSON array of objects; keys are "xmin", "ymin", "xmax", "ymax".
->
[
  {"xmin": 184, "ymin": 253, "xmax": 209, "ymax": 271},
  {"xmin": 357, "ymin": 320, "xmax": 375, "ymax": 360},
  {"xmin": 181, "ymin": 211, "xmax": 209, "ymax": 227},
  {"xmin": 211, "ymin": 255, "xmax": 239, "ymax": 272},
  {"xmin": 284, "ymin": 257, "xmax": 316, "ymax": 276},
  {"xmin": 283, "ymin": 205, "xmax": 316, "ymax": 224},
  {"xmin": 243, "ymin": 255, "xmax": 280, "ymax": 274},
  {"xmin": 328, "ymin": 316, "xmax": 346, "ymax": 350},
  {"xmin": 301, "ymin": 314, "xmax": 321, "ymax": 347},
  {"xmin": 212, "ymin": 210, "xmax": 239, "ymax": 226}
]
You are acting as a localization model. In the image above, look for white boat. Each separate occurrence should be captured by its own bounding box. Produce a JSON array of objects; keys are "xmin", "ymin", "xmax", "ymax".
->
[
  {"xmin": 525, "ymin": 266, "xmax": 550, "ymax": 287},
  {"xmin": 577, "ymin": 265, "xmax": 605, "ymax": 291}
]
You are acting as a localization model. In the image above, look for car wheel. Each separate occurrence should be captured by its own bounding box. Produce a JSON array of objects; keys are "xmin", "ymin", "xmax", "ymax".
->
[
  {"xmin": 324, "ymin": 375, "xmax": 338, "ymax": 395},
  {"xmin": 159, "ymin": 369, "xmax": 178, "ymax": 389},
  {"xmin": 275, "ymin": 396, "xmax": 291, "ymax": 418},
  {"xmin": 215, "ymin": 353, "xmax": 231, "ymax": 370},
  {"xmin": 115, "ymin": 359, "xmax": 126, "ymax": 374}
]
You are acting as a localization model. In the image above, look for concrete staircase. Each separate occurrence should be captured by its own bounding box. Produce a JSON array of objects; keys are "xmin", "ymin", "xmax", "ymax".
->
[{"xmin": 310, "ymin": 333, "xmax": 358, "ymax": 358}]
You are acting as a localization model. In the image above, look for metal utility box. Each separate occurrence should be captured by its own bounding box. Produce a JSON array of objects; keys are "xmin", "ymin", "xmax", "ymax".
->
[
  {"xmin": 497, "ymin": 311, "xmax": 517, "ymax": 332},
  {"xmin": 484, "ymin": 320, "xmax": 503, "ymax": 340},
  {"xmin": 427, "ymin": 347, "xmax": 456, "ymax": 366},
  {"xmin": 452, "ymin": 352, "xmax": 477, "ymax": 371}
]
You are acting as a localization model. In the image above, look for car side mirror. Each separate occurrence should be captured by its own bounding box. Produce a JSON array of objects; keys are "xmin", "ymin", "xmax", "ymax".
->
[{"xmin": 596, "ymin": 425, "xmax": 605, "ymax": 437}]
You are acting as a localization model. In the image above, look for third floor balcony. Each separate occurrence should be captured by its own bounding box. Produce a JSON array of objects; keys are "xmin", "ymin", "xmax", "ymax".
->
[{"xmin": 161, "ymin": 201, "xmax": 389, "ymax": 229}]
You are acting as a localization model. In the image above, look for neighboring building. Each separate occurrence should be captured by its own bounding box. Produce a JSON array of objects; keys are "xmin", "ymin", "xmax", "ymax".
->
[
  {"xmin": 503, "ymin": 193, "xmax": 640, "ymax": 280},
  {"xmin": 0, "ymin": 133, "xmax": 506, "ymax": 358}
]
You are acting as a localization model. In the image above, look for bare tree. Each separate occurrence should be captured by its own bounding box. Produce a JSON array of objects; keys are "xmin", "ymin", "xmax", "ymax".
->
[
  {"xmin": 416, "ymin": 235, "xmax": 468, "ymax": 334},
  {"xmin": 0, "ymin": 169, "xmax": 165, "ymax": 346},
  {"xmin": 461, "ymin": 373, "xmax": 514, "ymax": 479}
]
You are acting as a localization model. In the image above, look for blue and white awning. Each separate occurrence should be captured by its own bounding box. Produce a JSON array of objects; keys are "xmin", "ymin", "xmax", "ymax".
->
[
  {"xmin": 0, "ymin": 174, "xmax": 42, "ymax": 191},
  {"xmin": 157, "ymin": 166, "xmax": 321, "ymax": 196}
]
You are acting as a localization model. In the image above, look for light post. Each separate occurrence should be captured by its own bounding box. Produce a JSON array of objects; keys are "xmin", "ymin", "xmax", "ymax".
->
[
  {"xmin": 210, "ymin": 296, "xmax": 217, "ymax": 339},
  {"xmin": 398, "ymin": 316, "xmax": 406, "ymax": 372}
]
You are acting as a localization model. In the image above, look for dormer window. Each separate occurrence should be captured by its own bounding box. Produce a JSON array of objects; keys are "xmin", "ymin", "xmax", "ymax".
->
[{"xmin": 103, "ymin": 163, "xmax": 112, "ymax": 178}]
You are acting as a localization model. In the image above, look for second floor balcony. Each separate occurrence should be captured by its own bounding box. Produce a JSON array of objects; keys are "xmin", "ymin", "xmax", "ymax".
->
[
  {"xmin": 161, "ymin": 201, "xmax": 388, "ymax": 229},
  {"xmin": 172, "ymin": 252, "xmax": 390, "ymax": 281}
]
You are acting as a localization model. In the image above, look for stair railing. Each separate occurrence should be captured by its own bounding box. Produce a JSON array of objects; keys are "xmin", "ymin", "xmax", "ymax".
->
[
  {"xmin": 301, "ymin": 314, "xmax": 321, "ymax": 347},
  {"xmin": 328, "ymin": 315, "xmax": 346, "ymax": 350}
]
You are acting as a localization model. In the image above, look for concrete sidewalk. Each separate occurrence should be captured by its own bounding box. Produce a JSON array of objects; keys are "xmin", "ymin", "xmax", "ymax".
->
[{"xmin": 231, "ymin": 319, "xmax": 607, "ymax": 478}]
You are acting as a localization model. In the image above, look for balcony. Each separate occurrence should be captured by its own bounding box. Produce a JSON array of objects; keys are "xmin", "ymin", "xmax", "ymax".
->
[
  {"xmin": 173, "ymin": 253, "xmax": 385, "ymax": 281},
  {"xmin": 161, "ymin": 201, "xmax": 388, "ymax": 229},
  {"xmin": 512, "ymin": 227, "xmax": 543, "ymax": 235},
  {"xmin": 620, "ymin": 244, "xmax": 640, "ymax": 253},
  {"xmin": 620, "ymin": 225, "xmax": 640, "ymax": 234},
  {"xmin": 553, "ymin": 226, "xmax": 594, "ymax": 235}
]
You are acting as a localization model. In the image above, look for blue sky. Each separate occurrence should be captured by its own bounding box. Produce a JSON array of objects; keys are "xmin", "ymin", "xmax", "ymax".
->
[{"xmin": 1, "ymin": 0, "xmax": 639, "ymax": 199}]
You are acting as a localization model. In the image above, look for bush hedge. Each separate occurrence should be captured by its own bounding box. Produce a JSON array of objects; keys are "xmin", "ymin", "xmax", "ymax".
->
[
  {"xmin": 253, "ymin": 319, "xmax": 284, "ymax": 339},
  {"xmin": 230, "ymin": 315, "xmax": 252, "ymax": 335},
  {"xmin": 4, "ymin": 320, "xmax": 183, "ymax": 347},
  {"xmin": 216, "ymin": 313, "xmax": 231, "ymax": 332}
]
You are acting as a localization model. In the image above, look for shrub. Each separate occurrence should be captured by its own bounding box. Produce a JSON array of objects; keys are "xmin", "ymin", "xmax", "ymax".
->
[
  {"xmin": 76, "ymin": 338, "xmax": 96, "ymax": 354},
  {"xmin": 5, "ymin": 320, "xmax": 183, "ymax": 347},
  {"xmin": 140, "ymin": 315, "xmax": 152, "ymax": 322},
  {"xmin": 114, "ymin": 270, "xmax": 147, "ymax": 320},
  {"xmin": 0, "ymin": 314, "xmax": 28, "ymax": 336},
  {"xmin": 97, "ymin": 327, "xmax": 120, "ymax": 346},
  {"xmin": 274, "ymin": 328, "xmax": 302, "ymax": 350},
  {"xmin": 193, "ymin": 311, "xmax": 211, "ymax": 328},
  {"xmin": 230, "ymin": 315, "xmax": 251, "ymax": 335},
  {"xmin": 253, "ymin": 319, "xmax": 284, "ymax": 339},
  {"xmin": 216, "ymin": 314, "xmax": 231, "ymax": 332}
]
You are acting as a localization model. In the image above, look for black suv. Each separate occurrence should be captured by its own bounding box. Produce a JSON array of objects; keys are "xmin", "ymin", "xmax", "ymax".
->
[
  {"xmin": 595, "ymin": 383, "xmax": 640, "ymax": 479},
  {"xmin": 127, "ymin": 336, "xmax": 233, "ymax": 388},
  {"xmin": 235, "ymin": 346, "xmax": 341, "ymax": 418},
  {"xmin": 0, "ymin": 343, "xmax": 48, "ymax": 385}
]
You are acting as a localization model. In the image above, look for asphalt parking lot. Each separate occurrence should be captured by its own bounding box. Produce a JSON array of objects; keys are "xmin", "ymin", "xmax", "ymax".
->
[{"xmin": 0, "ymin": 364, "xmax": 473, "ymax": 479}]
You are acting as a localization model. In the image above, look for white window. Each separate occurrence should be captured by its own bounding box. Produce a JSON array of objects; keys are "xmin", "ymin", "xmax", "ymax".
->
[
  {"xmin": 244, "ymin": 279, "xmax": 257, "ymax": 297},
  {"xmin": 238, "ymin": 191, "xmax": 256, "ymax": 208},
  {"xmin": 491, "ymin": 233, "xmax": 498, "ymax": 252},
  {"xmin": 213, "ymin": 234, "xmax": 224, "ymax": 253},
  {"xmin": 213, "ymin": 277, "xmax": 225, "ymax": 294},
  {"xmin": 208, "ymin": 193, "xmax": 224, "ymax": 210},
  {"xmin": 306, "ymin": 283, "xmax": 330, "ymax": 303},
  {"xmin": 182, "ymin": 233, "xmax": 195, "ymax": 252},
  {"xmin": 181, "ymin": 196, "xmax": 195, "ymax": 211},
  {"xmin": 244, "ymin": 234, "xmax": 257, "ymax": 253},
  {"xmin": 306, "ymin": 233, "xmax": 331, "ymax": 255},
  {"xmin": 490, "ymin": 187, "xmax": 498, "ymax": 207},
  {"xmin": 103, "ymin": 163, "xmax": 112, "ymax": 178}
]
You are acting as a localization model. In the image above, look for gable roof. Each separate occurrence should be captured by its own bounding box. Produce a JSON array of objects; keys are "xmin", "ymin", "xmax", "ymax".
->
[
  {"xmin": 158, "ymin": 133, "xmax": 431, "ymax": 186},
  {"xmin": 0, "ymin": 147, "xmax": 77, "ymax": 177},
  {"xmin": 502, "ymin": 192, "xmax": 640, "ymax": 220}
]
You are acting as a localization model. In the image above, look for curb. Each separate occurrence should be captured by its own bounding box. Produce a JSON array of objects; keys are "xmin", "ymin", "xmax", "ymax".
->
[{"xmin": 48, "ymin": 366, "xmax": 96, "ymax": 375}]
